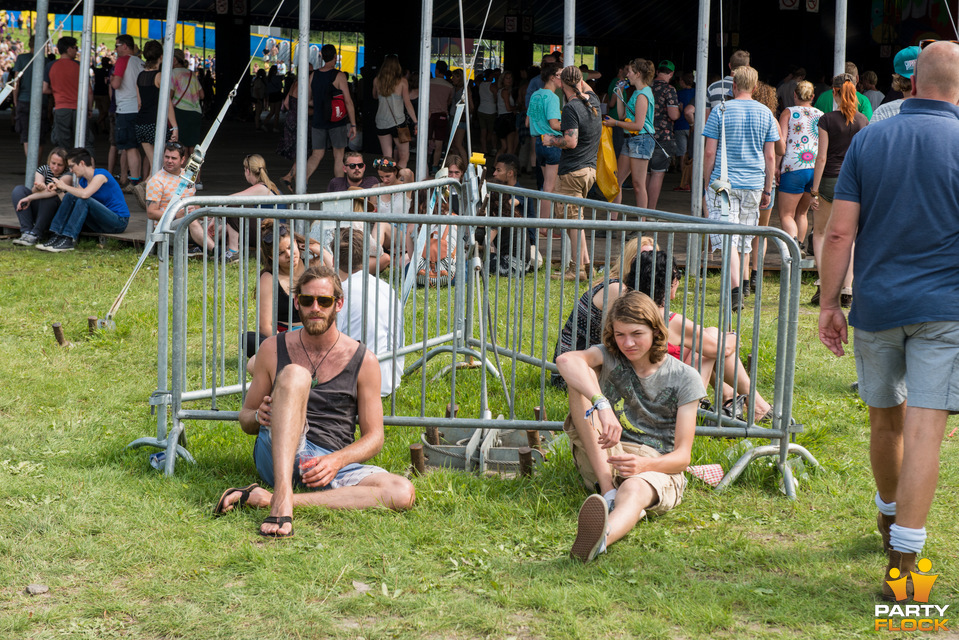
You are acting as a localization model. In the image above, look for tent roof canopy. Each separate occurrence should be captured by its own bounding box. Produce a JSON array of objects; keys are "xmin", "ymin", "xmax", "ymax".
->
[{"xmin": 19, "ymin": 0, "xmax": 700, "ymax": 47}]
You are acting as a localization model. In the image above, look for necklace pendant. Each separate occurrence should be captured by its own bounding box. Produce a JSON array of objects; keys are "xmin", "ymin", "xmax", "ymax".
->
[{"xmin": 311, "ymin": 378, "xmax": 319, "ymax": 388}]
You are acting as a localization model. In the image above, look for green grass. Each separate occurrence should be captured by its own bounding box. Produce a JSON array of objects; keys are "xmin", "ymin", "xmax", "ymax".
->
[{"xmin": 1, "ymin": 239, "xmax": 957, "ymax": 639}]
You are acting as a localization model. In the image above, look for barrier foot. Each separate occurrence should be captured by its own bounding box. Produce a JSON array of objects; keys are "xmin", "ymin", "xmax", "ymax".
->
[
  {"xmin": 124, "ymin": 426, "xmax": 195, "ymax": 476},
  {"xmin": 713, "ymin": 443, "xmax": 818, "ymax": 499},
  {"xmin": 405, "ymin": 346, "xmax": 500, "ymax": 381}
]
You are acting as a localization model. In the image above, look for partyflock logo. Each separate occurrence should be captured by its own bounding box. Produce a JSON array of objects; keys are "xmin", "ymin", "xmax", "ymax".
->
[{"xmin": 874, "ymin": 558, "xmax": 950, "ymax": 632}]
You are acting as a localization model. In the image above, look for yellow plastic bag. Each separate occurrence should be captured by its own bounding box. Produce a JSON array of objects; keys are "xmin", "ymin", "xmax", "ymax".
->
[{"xmin": 596, "ymin": 126, "xmax": 619, "ymax": 202}]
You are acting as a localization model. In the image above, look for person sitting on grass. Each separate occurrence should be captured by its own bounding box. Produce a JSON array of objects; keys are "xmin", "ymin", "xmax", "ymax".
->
[
  {"xmin": 556, "ymin": 291, "xmax": 706, "ymax": 562},
  {"xmin": 37, "ymin": 148, "xmax": 130, "ymax": 253},
  {"xmin": 214, "ymin": 264, "xmax": 415, "ymax": 538}
]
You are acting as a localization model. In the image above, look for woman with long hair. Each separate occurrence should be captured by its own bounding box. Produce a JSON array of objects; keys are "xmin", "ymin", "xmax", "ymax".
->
[
  {"xmin": 11, "ymin": 147, "xmax": 72, "ymax": 246},
  {"xmin": 212, "ymin": 154, "xmax": 282, "ymax": 262},
  {"xmin": 171, "ymin": 48, "xmax": 205, "ymax": 187},
  {"xmin": 495, "ymin": 70, "xmax": 519, "ymax": 156},
  {"xmin": 604, "ymin": 58, "xmax": 655, "ymax": 209},
  {"xmin": 809, "ymin": 73, "xmax": 868, "ymax": 307},
  {"xmin": 777, "ymin": 80, "xmax": 822, "ymax": 250},
  {"xmin": 135, "ymin": 40, "xmax": 178, "ymax": 180},
  {"xmin": 373, "ymin": 55, "xmax": 418, "ymax": 168}
]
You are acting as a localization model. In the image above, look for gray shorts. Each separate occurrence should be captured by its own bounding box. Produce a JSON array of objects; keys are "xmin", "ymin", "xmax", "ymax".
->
[
  {"xmin": 311, "ymin": 124, "xmax": 349, "ymax": 151},
  {"xmin": 854, "ymin": 322, "xmax": 959, "ymax": 411},
  {"xmin": 253, "ymin": 426, "xmax": 387, "ymax": 489},
  {"xmin": 649, "ymin": 138, "xmax": 677, "ymax": 172}
]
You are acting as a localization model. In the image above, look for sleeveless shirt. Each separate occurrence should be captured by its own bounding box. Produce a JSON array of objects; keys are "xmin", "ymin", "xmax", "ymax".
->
[{"xmin": 274, "ymin": 333, "xmax": 367, "ymax": 451}]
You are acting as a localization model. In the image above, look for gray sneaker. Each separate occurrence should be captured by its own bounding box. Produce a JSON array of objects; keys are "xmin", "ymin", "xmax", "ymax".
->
[
  {"xmin": 570, "ymin": 494, "xmax": 609, "ymax": 563},
  {"xmin": 12, "ymin": 233, "xmax": 38, "ymax": 246}
]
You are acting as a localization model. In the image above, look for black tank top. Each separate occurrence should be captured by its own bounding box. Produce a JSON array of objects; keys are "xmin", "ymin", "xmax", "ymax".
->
[
  {"xmin": 274, "ymin": 332, "xmax": 366, "ymax": 452},
  {"xmin": 311, "ymin": 67, "xmax": 337, "ymax": 129},
  {"xmin": 136, "ymin": 69, "xmax": 161, "ymax": 125}
]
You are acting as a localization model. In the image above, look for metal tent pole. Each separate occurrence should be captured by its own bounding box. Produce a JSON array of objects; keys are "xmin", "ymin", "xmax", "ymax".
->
[
  {"xmin": 563, "ymin": 0, "xmax": 574, "ymax": 68},
  {"xmin": 25, "ymin": 0, "xmax": 50, "ymax": 186},
  {"xmin": 294, "ymin": 0, "xmax": 309, "ymax": 194},
  {"xmin": 415, "ymin": 0, "xmax": 433, "ymax": 180},
  {"xmin": 149, "ymin": 0, "xmax": 180, "ymax": 239},
  {"xmin": 74, "ymin": 0, "xmax": 93, "ymax": 150},
  {"xmin": 687, "ymin": 0, "xmax": 711, "ymax": 277},
  {"xmin": 834, "ymin": 0, "xmax": 847, "ymax": 77}
]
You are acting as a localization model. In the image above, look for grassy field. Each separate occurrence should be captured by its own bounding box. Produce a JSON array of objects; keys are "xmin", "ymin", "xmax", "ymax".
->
[{"xmin": 1, "ymin": 239, "xmax": 957, "ymax": 639}]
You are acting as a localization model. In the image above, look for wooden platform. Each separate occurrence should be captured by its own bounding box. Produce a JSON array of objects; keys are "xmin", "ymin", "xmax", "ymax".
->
[{"xmin": 0, "ymin": 109, "xmax": 806, "ymax": 270}]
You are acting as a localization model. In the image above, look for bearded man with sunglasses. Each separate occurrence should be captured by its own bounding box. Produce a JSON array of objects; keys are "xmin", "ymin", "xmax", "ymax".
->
[
  {"xmin": 326, "ymin": 150, "xmax": 379, "ymax": 192},
  {"xmin": 214, "ymin": 265, "xmax": 415, "ymax": 538}
]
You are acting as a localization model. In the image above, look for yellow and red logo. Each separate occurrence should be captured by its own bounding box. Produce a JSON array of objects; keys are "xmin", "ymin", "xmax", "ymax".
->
[{"xmin": 875, "ymin": 558, "xmax": 950, "ymax": 632}]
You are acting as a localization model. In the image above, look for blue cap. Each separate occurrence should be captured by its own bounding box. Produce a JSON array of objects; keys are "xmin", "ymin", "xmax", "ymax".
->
[{"xmin": 894, "ymin": 46, "xmax": 920, "ymax": 78}]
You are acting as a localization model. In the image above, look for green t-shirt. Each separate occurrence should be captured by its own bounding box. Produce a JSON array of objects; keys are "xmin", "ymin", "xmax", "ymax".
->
[{"xmin": 813, "ymin": 90, "xmax": 874, "ymax": 121}]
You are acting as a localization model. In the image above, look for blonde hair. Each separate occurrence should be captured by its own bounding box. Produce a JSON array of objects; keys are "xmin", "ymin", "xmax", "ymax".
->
[
  {"xmin": 560, "ymin": 66, "xmax": 598, "ymax": 116},
  {"xmin": 593, "ymin": 237, "xmax": 640, "ymax": 286},
  {"xmin": 732, "ymin": 66, "xmax": 758, "ymax": 93},
  {"xmin": 376, "ymin": 55, "xmax": 403, "ymax": 96},
  {"xmin": 794, "ymin": 80, "xmax": 815, "ymax": 103},
  {"xmin": 243, "ymin": 154, "xmax": 279, "ymax": 195}
]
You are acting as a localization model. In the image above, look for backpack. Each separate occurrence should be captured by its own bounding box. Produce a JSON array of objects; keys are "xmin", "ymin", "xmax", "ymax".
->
[
  {"xmin": 251, "ymin": 77, "xmax": 266, "ymax": 100},
  {"xmin": 416, "ymin": 220, "xmax": 457, "ymax": 287}
]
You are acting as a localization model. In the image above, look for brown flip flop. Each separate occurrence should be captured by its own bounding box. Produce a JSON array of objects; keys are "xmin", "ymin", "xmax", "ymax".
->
[{"xmin": 213, "ymin": 483, "xmax": 259, "ymax": 517}]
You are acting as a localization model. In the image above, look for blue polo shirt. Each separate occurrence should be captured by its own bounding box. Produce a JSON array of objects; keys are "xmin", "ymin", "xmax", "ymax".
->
[{"xmin": 834, "ymin": 99, "xmax": 959, "ymax": 331}]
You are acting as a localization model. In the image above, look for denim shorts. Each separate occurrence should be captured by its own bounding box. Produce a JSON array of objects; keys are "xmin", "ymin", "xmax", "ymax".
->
[
  {"xmin": 535, "ymin": 136, "xmax": 561, "ymax": 166},
  {"xmin": 778, "ymin": 168, "xmax": 814, "ymax": 194},
  {"xmin": 624, "ymin": 133, "xmax": 654, "ymax": 160},
  {"xmin": 115, "ymin": 112, "xmax": 138, "ymax": 150},
  {"xmin": 253, "ymin": 427, "xmax": 386, "ymax": 489}
]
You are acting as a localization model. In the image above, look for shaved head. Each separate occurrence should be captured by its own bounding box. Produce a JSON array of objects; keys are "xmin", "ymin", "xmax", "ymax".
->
[{"xmin": 913, "ymin": 42, "xmax": 959, "ymax": 103}]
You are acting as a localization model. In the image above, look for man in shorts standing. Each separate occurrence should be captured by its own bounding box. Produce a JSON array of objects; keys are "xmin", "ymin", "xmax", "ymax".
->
[
  {"xmin": 304, "ymin": 44, "xmax": 357, "ymax": 184},
  {"xmin": 543, "ymin": 66, "xmax": 602, "ymax": 281},
  {"xmin": 214, "ymin": 265, "xmax": 415, "ymax": 537},
  {"xmin": 819, "ymin": 41, "xmax": 959, "ymax": 601},
  {"xmin": 702, "ymin": 65, "xmax": 779, "ymax": 308},
  {"xmin": 111, "ymin": 34, "xmax": 144, "ymax": 189}
]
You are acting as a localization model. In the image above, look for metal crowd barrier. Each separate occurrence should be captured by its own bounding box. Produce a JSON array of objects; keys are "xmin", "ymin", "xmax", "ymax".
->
[{"xmin": 128, "ymin": 176, "xmax": 818, "ymax": 498}]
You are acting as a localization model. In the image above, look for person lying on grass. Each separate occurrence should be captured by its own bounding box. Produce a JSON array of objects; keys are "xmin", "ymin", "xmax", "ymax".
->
[
  {"xmin": 214, "ymin": 264, "xmax": 415, "ymax": 538},
  {"xmin": 556, "ymin": 290, "xmax": 706, "ymax": 562}
]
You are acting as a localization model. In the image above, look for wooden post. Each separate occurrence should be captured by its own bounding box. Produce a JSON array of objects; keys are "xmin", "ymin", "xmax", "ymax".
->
[
  {"xmin": 518, "ymin": 447, "xmax": 533, "ymax": 477},
  {"xmin": 526, "ymin": 430, "xmax": 540, "ymax": 449},
  {"xmin": 446, "ymin": 403, "xmax": 459, "ymax": 418},
  {"xmin": 533, "ymin": 406, "xmax": 547, "ymax": 421},
  {"xmin": 87, "ymin": 317, "xmax": 98, "ymax": 334},
  {"xmin": 52, "ymin": 323, "xmax": 66, "ymax": 346},
  {"xmin": 410, "ymin": 443, "xmax": 426, "ymax": 475}
]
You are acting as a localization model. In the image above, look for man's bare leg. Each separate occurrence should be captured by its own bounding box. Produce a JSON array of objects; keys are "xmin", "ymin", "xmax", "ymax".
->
[
  {"xmin": 606, "ymin": 476, "xmax": 657, "ymax": 545},
  {"xmin": 895, "ymin": 406, "xmax": 947, "ymax": 529},
  {"xmin": 869, "ymin": 403, "xmax": 905, "ymax": 504},
  {"xmin": 260, "ymin": 364, "xmax": 311, "ymax": 536},
  {"xmin": 304, "ymin": 149, "xmax": 326, "ymax": 183},
  {"xmin": 224, "ymin": 473, "xmax": 415, "ymax": 513},
  {"xmin": 331, "ymin": 147, "xmax": 346, "ymax": 179}
]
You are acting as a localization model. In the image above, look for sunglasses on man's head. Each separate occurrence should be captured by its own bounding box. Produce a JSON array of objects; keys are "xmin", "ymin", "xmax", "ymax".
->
[
  {"xmin": 920, "ymin": 39, "xmax": 959, "ymax": 49},
  {"xmin": 296, "ymin": 294, "xmax": 337, "ymax": 309},
  {"xmin": 345, "ymin": 162, "xmax": 365, "ymax": 169}
]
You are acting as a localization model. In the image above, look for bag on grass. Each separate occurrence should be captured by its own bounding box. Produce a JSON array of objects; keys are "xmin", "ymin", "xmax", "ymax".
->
[{"xmin": 596, "ymin": 126, "xmax": 619, "ymax": 202}]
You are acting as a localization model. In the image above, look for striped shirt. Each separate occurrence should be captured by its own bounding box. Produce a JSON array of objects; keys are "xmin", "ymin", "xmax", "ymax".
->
[
  {"xmin": 706, "ymin": 76, "xmax": 734, "ymax": 110},
  {"xmin": 703, "ymin": 99, "xmax": 780, "ymax": 190}
]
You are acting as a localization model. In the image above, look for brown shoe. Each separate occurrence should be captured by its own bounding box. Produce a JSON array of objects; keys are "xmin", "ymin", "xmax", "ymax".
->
[
  {"xmin": 882, "ymin": 549, "xmax": 916, "ymax": 602},
  {"xmin": 878, "ymin": 512, "xmax": 895, "ymax": 553}
]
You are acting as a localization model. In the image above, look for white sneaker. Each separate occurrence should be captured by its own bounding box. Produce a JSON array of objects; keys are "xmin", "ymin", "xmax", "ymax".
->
[{"xmin": 527, "ymin": 245, "xmax": 544, "ymax": 271}]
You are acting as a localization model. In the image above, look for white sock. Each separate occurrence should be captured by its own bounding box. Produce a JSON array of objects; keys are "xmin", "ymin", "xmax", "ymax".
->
[
  {"xmin": 875, "ymin": 491, "xmax": 896, "ymax": 517},
  {"xmin": 889, "ymin": 524, "xmax": 926, "ymax": 554}
]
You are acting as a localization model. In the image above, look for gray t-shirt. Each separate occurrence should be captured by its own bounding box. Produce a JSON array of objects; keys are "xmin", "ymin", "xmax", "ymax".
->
[
  {"xmin": 558, "ymin": 91, "xmax": 602, "ymax": 176},
  {"xmin": 596, "ymin": 344, "xmax": 706, "ymax": 454}
]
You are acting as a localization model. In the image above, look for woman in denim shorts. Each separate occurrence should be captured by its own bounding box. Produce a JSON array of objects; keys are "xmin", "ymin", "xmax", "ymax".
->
[{"xmin": 603, "ymin": 58, "xmax": 656, "ymax": 209}]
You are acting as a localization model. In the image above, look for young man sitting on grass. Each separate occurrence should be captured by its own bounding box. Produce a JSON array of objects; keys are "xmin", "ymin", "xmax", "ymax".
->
[
  {"xmin": 556, "ymin": 291, "xmax": 706, "ymax": 562},
  {"xmin": 37, "ymin": 148, "xmax": 130, "ymax": 252}
]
